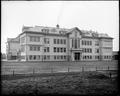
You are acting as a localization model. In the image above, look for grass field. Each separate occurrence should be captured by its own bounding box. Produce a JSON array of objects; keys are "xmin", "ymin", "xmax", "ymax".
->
[
  {"xmin": 1, "ymin": 60, "xmax": 118, "ymax": 75},
  {"xmin": 2, "ymin": 71, "xmax": 118, "ymax": 95}
]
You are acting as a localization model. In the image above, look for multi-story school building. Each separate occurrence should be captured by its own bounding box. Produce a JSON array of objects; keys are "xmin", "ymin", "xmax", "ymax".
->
[{"xmin": 6, "ymin": 25, "xmax": 113, "ymax": 61}]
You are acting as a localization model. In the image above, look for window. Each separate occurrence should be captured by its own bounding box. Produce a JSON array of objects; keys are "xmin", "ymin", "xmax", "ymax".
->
[
  {"xmin": 21, "ymin": 37, "xmax": 25, "ymax": 43},
  {"xmin": 54, "ymin": 55, "xmax": 56, "ymax": 60},
  {"xmin": 64, "ymin": 48, "xmax": 66, "ymax": 52},
  {"xmin": 47, "ymin": 55, "xmax": 50, "ymax": 60},
  {"xmin": 87, "ymin": 41, "xmax": 89, "ymax": 45},
  {"xmin": 42, "ymin": 29, "xmax": 49, "ymax": 33},
  {"xmin": 64, "ymin": 56, "xmax": 66, "ymax": 59},
  {"xmin": 75, "ymin": 39, "xmax": 77, "ymax": 49},
  {"xmin": 44, "ymin": 47, "xmax": 49, "ymax": 52},
  {"xmin": 30, "ymin": 36, "xmax": 40, "ymax": 42},
  {"xmin": 21, "ymin": 45, "xmax": 25, "ymax": 52},
  {"xmin": 95, "ymin": 48, "xmax": 99, "ymax": 53},
  {"xmin": 90, "ymin": 56, "xmax": 92, "ymax": 59},
  {"xmin": 34, "ymin": 46, "xmax": 36, "ymax": 51},
  {"xmin": 78, "ymin": 39, "xmax": 80, "ymax": 48},
  {"xmin": 29, "ymin": 55, "xmax": 32, "ymax": 60},
  {"xmin": 95, "ymin": 41, "xmax": 99, "ymax": 46},
  {"xmin": 82, "ymin": 40, "xmax": 84, "ymax": 45},
  {"xmin": 64, "ymin": 39, "xmax": 66, "ymax": 44},
  {"xmin": 30, "ymin": 46, "xmax": 32, "ymax": 51},
  {"xmin": 37, "ymin": 37, "xmax": 40, "ymax": 42},
  {"xmin": 30, "ymin": 36, "xmax": 33, "ymax": 41},
  {"xmin": 72, "ymin": 39, "xmax": 74, "ymax": 48},
  {"xmin": 60, "ymin": 48, "xmax": 63, "ymax": 52},
  {"xmin": 38, "ymin": 55, "xmax": 40, "ymax": 60},
  {"xmin": 38, "ymin": 46, "xmax": 40, "ymax": 51},
  {"xmin": 90, "ymin": 49, "xmax": 92, "ymax": 53},
  {"xmin": 44, "ymin": 38, "xmax": 49, "ymax": 44},
  {"xmin": 33, "ymin": 55, "xmax": 36, "ymax": 60},
  {"xmin": 54, "ymin": 47, "xmax": 56, "ymax": 52},
  {"xmin": 90, "ymin": 41, "xmax": 92, "ymax": 45},
  {"xmin": 57, "ymin": 56, "xmax": 59, "ymax": 59},
  {"xmin": 57, "ymin": 48, "xmax": 59, "ymax": 52},
  {"xmin": 61, "ymin": 55, "xmax": 63, "ymax": 59},
  {"xmin": 57, "ymin": 39, "xmax": 59, "ymax": 44},
  {"xmin": 47, "ymin": 47, "xmax": 49, "ymax": 52},
  {"xmin": 44, "ymin": 55, "xmax": 46, "ymax": 60},
  {"xmin": 54, "ymin": 39, "xmax": 56, "ymax": 44},
  {"xmin": 84, "ymin": 41, "xmax": 86, "ymax": 45},
  {"xmin": 61, "ymin": 39, "xmax": 63, "ymax": 44}
]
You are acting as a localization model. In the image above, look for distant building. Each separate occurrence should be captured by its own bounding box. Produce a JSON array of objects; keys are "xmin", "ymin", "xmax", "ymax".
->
[
  {"xmin": 1, "ymin": 53, "xmax": 6, "ymax": 59},
  {"xmin": 112, "ymin": 51, "xmax": 119, "ymax": 60},
  {"xmin": 6, "ymin": 37, "xmax": 20, "ymax": 60},
  {"xmin": 6, "ymin": 25, "xmax": 113, "ymax": 61}
]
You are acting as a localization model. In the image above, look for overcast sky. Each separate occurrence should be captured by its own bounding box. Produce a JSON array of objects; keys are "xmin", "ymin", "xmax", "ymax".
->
[{"xmin": 1, "ymin": 1, "xmax": 119, "ymax": 53}]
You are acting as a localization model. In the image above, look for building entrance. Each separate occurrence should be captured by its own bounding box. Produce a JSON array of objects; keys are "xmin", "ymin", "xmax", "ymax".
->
[{"xmin": 74, "ymin": 52, "xmax": 80, "ymax": 61}]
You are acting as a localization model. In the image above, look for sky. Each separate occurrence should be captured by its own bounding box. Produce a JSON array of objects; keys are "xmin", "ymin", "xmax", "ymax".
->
[{"xmin": 1, "ymin": 1, "xmax": 119, "ymax": 53}]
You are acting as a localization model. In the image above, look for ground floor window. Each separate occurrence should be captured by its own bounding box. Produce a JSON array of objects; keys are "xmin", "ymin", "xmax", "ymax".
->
[
  {"xmin": 54, "ymin": 55, "xmax": 67, "ymax": 60},
  {"xmin": 29, "ymin": 55, "xmax": 41, "ymax": 60},
  {"xmin": 104, "ymin": 55, "xmax": 111, "ymax": 59},
  {"xmin": 82, "ymin": 55, "xmax": 92, "ymax": 60}
]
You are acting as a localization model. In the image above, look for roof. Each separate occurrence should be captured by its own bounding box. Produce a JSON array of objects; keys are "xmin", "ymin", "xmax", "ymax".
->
[
  {"xmin": 7, "ymin": 36, "xmax": 20, "ymax": 43},
  {"xmin": 20, "ymin": 25, "xmax": 113, "ymax": 39}
]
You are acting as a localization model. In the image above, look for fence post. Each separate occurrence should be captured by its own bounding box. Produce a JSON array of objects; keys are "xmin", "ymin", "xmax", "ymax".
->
[
  {"xmin": 13, "ymin": 70, "xmax": 14, "ymax": 76},
  {"xmin": 108, "ymin": 66, "xmax": 109, "ymax": 71},
  {"xmin": 68, "ymin": 67, "xmax": 69, "ymax": 72},
  {"xmin": 33, "ymin": 68, "xmax": 35, "ymax": 74},
  {"xmin": 82, "ymin": 67, "xmax": 84, "ymax": 72},
  {"xmin": 96, "ymin": 67, "xmax": 97, "ymax": 71},
  {"xmin": 51, "ymin": 67, "xmax": 53, "ymax": 73}
]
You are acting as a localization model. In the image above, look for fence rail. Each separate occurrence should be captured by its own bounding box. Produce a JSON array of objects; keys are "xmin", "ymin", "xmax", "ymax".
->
[{"xmin": 1, "ymin": 66, "xmax": 117, "ymax": 76}]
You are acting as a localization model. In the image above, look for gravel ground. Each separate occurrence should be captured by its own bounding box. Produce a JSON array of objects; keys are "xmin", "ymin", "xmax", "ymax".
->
[{"xmin": 2, "ymin": 71, "xmax": 118, "ymax": 96}]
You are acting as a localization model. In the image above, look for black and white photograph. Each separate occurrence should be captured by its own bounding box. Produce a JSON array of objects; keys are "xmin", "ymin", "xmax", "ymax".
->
[{"xmin": 1, "ymin": 1, "xmax": 119, "ymax": 96}]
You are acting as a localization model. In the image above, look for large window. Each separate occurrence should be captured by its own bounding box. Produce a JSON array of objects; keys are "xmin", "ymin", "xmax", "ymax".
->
[
  {"xmin": 29, "ymin": 45, "xmax": 41, "ymax": 51},
  {"xmin": 54, "ymin": 39, "xmax": 66, "ymax": 44},
  {"xmin": 72, "ymin": 38, "xmax": 80, "ymax": 49},
  {"xmin": 82, "ymin": 40, "xmax": 92, "ymax": 46},
  {"xmin": 53, "ymin": 47, "xmax": 66, "ymax": 53},
  {"xmin": 30, "ymin": 36, "xmax": 40, "ymax": 42},
  {"xmin": 82, "ymin": 48, "xmax": 92, "ymax": 53}
]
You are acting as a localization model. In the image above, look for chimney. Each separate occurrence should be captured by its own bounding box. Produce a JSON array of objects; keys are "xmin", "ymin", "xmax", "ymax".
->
[{"xmin": 56, "ymin": 24, "xmax": 59, "ymax": 28}]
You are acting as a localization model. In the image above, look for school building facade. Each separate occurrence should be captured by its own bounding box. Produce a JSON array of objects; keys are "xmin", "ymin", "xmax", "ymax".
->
[{"xmin": 6, "ymin": 25, "xmax": 113, "ymax": 61}]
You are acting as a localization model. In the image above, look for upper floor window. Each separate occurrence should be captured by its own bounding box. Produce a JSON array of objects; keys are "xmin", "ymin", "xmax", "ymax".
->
[
  {"xmin": 64, "ymin": 39, "xmax": 66, "ymax": 44},
  {"xmin": 44, "ymin": 47, "xmax": 49, "ymax": 52},
  {"xmin": 95, "ymin": 48, "xmax": 99, "ymax": 53},
  {"xmin": 44, "ymin": 38, "xmax": 49, "ymax": 44},
  {"xmin": 29, "ymin": 45, "xmax": 40, "ymax": 51},
  {"xmin": 54, "ymin": 39, "xmax": 66, "ymax": 44},
  {"xmin": 57, "ymin": 39, "xmax": 59, "ymax": 44},
  {"xmin": 95, "ymin": 41, "xmax": 99, "ymax": 46},
  {"xmin": 42, "ymin": 29, "xmax": 49, "ymax": 33},
  {"xmin": 54, "ymin": 47, "xmax": 56, "ymax": 52},
  {"xmin": 30, "ymin": 36, "xmax": 40, "ymax": 42},
  {"xmin": 54, "ymin": 39, "xmax": 56, "ymax": 44},
  {"xmin": 21, "ymin": 45, "xmax": 25, "ymax": 52},
  {"xmin": 82, "ymin": 40, "xmax": 92, "ymax": 46},
  {"xmin": 21, "ymin": 36, "xmax": 25, "ymax": 43}
]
